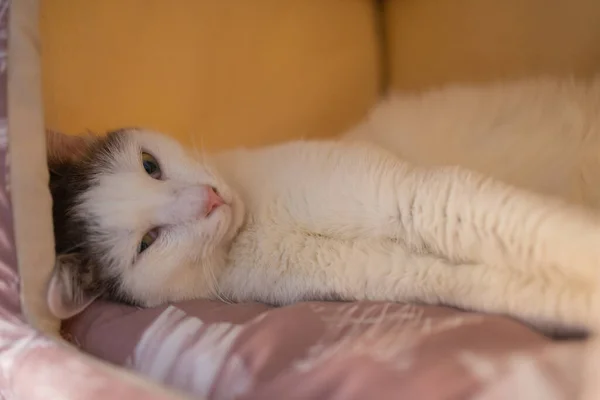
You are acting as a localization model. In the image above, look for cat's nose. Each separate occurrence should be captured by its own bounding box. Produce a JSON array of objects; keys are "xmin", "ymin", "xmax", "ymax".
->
[{"xmin": 204, "ymin": 186, "xmax": 224, "ymax": 217}]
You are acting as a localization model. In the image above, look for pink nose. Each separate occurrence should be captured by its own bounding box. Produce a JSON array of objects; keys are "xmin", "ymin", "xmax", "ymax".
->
[{"xmin": 204, "ymin": 186, "xmax": 225, "ymax": 217}]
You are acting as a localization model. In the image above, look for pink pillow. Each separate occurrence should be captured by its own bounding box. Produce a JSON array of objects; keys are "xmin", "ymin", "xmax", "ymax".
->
[{"xmin": 63, "ymin": 300, "xmax": 584, "ymax": 399}]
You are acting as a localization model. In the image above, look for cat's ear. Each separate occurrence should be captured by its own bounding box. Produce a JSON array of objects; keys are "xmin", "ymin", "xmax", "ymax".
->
[
  {"xmin": 46, "ymin": 129, "xmax": 96, "ymax": 165},
  {"xmin": 47, "ymin": 253, "xmax": 105, "ymax": 319}
]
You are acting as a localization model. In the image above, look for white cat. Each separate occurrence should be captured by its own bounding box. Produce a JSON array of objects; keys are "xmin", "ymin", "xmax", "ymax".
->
[
  {"xmin": 46, "ymin": 127, "xmax": 600, "ymax": 335},
  {"xmin": 344, "ymin": 76, "xmax": 600, "ymax": 209}
]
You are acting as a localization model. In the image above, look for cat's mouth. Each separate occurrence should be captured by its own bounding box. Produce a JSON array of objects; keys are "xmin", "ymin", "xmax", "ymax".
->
[{"xmin": 204, "ymin": 186, "xmax": 225, "ymax": 217}]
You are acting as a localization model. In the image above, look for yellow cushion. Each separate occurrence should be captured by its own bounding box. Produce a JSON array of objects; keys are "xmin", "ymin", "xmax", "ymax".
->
[
  {"xmin": 385, "ymin": 0, "xmax": 600, "ymax": 91},
  {"xmin": 40, "ymin": 0, "xmax": 380, "ymax": 149}
]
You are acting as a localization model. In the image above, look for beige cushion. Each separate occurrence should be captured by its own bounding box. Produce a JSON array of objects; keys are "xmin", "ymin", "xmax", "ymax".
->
[{"xmin": 10, "ymin": 0, "xmax": 59, "ymax": 336}]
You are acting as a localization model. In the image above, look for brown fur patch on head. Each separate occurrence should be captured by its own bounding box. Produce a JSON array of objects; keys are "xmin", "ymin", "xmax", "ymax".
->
[
  {"xmin": 47, "ymin": 129, "xmax": 139, "ymax": 306},
  {"xmin": 46, "ymin": 129, "xmax": 98, "ymax": 166}
]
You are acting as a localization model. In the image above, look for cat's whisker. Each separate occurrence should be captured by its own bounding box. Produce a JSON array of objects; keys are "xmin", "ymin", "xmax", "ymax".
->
[
  {"xmin": 187, "ymin": 131, "xmax": 203, "ymax": 162},
  {"xmin": 57, "ymin": 241, "xmax": 87, "ymax": 256},
  {"xmin": 188, "ymin": 132, "xmax": 219, "ymax": 180},
  {"xmin": 202, "ymin": 260, "xmax": 231, "ymax": 304},
  {"xmin": 198, "ymin": 136, "xmax": 209, "ymax": 162}
]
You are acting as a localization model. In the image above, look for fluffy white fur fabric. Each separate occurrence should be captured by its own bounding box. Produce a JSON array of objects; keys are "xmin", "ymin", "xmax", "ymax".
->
[{"xmin": 344, "ymin": 76, "xmax": 600, "ymax": 209}]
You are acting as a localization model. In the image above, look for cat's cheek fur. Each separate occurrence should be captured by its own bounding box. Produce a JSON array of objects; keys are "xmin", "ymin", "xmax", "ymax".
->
[
  {"xmin": 155, "ymin": 185, "xmax": 220, "ymax": 225},
  {"xmin": 117, "ymin": 208, "xmax": 240, "ymax": 307}
]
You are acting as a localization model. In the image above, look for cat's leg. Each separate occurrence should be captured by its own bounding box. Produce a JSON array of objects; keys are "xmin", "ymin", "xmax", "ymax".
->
[
  {"xmin": 221, "ymin": 230, "xmax": 594, "ymax": 334},
  {"xmin": 392, "ymin": 164, "xmax": 600, "ymax": 283},
  {"xmin": 284, "ymin": 141, "xmax": 600, "ymax": 284}
]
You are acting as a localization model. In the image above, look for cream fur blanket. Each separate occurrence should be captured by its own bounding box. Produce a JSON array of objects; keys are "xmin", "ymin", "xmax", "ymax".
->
[{"xmin": 344, "ymin": 77, "xmax": 600, "ymax": 209}]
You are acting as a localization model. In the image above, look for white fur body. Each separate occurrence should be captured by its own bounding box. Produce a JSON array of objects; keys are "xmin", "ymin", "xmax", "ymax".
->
[{"xmin": 208, "ymin": 140, "xmax": 598, "ymax": 332}]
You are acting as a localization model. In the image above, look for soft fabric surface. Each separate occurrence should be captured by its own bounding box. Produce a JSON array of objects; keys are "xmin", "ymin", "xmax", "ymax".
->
[
  {"xmin": 345, "ymin": 77, "xmax": 600, "ymax": 209},
  {"xmin": 64, "ymin": 300, "xmax": 585, "ymax": 399}
]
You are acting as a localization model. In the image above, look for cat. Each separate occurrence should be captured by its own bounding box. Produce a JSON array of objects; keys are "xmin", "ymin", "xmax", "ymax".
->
[
  {"xmin": 46, "ymin": 128, "xmax": 600, "ymax": 334},
  {"xmin": 344, "ymin": 76, "xmax": 600, "ymax": 209}
]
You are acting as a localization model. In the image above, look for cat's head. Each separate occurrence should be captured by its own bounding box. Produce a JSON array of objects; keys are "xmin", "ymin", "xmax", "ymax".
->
[{"xmin": 46, "ymin": 128, "xmax": 244, "ymax": 319}]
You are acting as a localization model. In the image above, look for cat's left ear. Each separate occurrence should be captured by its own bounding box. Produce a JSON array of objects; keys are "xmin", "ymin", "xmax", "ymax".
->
[
  {"xmin": 46, "ymin": 129, "xmax": 96, "ymax": 165},
  {"xmin": 47, "ymin": 253, "xmax": 105, "ymax": 319}
]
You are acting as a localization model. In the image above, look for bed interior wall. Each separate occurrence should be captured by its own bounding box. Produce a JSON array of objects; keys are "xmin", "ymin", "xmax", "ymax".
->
[{"xmin": 39, "ymin": 0, "xmax": 383, "ymax": 151}]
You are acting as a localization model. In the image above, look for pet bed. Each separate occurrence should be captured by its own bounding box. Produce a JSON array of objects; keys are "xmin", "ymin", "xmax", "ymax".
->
[{"xmin": 3, "ymin": 0, "xmax": 600, "ymax": 399}]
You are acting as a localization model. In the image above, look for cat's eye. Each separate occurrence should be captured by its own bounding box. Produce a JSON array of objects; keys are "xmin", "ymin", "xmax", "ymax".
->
[
  {"xmin": 142, "ymin": 152, "xmax": 161, "ymax": 179},
  {"xmin": 138, "ymin": 229, "xmax": 159, "ymax": 254}
]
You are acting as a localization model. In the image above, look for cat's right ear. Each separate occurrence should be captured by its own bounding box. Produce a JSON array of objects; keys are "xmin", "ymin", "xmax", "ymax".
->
[
  {"xmin": 46, "ymin": 129, "xmax": 95, "ymax": 165},
  {"xmin": 47, "ymin": 253, "xmax": 105, "ymax": 319}
]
